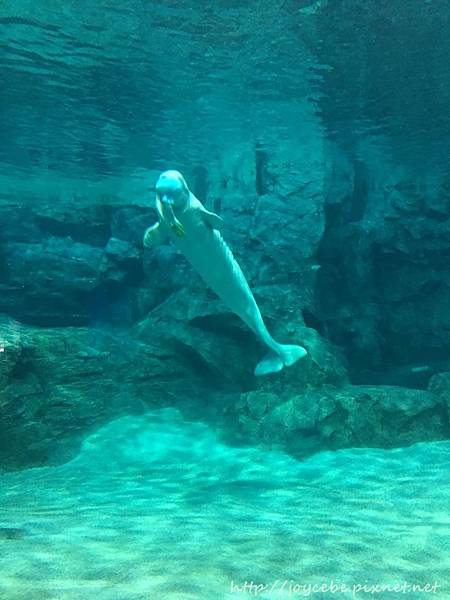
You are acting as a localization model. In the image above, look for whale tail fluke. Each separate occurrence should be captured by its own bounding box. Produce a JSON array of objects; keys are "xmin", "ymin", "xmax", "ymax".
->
[{"xmin": 254, "ymin": 344, "xmax": 307, "ymax": 376}]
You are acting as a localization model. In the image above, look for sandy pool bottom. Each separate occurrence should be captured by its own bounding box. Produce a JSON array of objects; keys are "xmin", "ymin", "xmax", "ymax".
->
[{"xmin": 0, "ymin": 408, "xmax": 448, "ymax": 600}]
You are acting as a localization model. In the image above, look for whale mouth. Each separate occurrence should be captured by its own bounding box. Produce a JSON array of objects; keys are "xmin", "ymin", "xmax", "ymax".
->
[
  {"xmin": 158, "ymin": 194, "xmax": 186, "ymax": 237},
  {"xmin": 166, "ymin": 205, "xmax": 185, "ymax": 237},
  {"xmin": 160, "ymin": 194, "xmax": 175, "ymax": 206}
]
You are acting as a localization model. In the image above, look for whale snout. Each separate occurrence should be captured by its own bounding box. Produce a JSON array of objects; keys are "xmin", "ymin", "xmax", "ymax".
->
[{"xmin": 155, "ymin": 170, "xmax": 190, "ymax": 208}]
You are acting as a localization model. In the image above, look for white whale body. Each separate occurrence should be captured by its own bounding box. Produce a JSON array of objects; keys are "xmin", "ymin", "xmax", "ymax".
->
[{"xmin": 143, "ymin": 170, "xmax": 307, "ymax": 376}]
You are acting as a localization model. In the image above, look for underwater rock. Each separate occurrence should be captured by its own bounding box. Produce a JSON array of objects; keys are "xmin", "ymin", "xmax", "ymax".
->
[
  {"xmin": 134, "ymin": 285, "xmax": 260, "ymax": 390},
  {"xmin": 100, "ymin": 237, "xmax": 143, "ymax": 286},
  {"xmin": 0, "ymin": 235, "xmax": 145, "ymax": 326},
  {"xmin": 428, "ymin": 372, "xmax": 450, "ymax": 416},
  {"xmin": 0, "ymin": 238, "xmax": 104, "ymax": 325},
  {"xmin": 110, "ymin": 206, "xmax": 154, "ymax": 247},
  {"xmin": 229, "ymin": 384, "xmax": 448, "ymax": 459},
  {"xmin": 1, "ymin": 309, "xmax": 447, "ymax": 469},
  {"xmin": 34, "ymin": 203, "xmax": 112, "ymax": 246},
  {"xmin": 250, "ymin": 191, "xmax": 323, "ymax": 285},
  {"xmin": 0, "ymin": 143, "xmax": 449, "ymax": 466},
  {"xmin": 133, "ymin": 259, "xmax": 348, "ymax": 390},
  {"xmin": 315, "ymin": 157, "xmax": 450, "ymax": 378},
  {"xmin": 0, "ymin": 316, "xmax": 193, "ymax": 469},
  {"xmin": 0, "ymin": 201, "xmax": 153, "ymax": 326},
  {"xmin": 104, "ymin": 237, "xmax": 141, "ymax": 265}
]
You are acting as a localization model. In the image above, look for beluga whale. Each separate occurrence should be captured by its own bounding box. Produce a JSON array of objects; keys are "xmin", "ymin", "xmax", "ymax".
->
[{"xmin": 143, "ymin": 170, "xmax": 307, "ymax": 376}]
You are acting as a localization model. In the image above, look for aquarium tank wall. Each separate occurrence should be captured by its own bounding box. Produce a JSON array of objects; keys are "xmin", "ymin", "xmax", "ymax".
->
[{"xmin": 0, "ymin": 2, "xmax": 449, "ymax": 597}]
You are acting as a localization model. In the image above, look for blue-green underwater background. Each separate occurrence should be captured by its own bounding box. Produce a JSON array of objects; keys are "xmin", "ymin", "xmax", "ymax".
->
[{"xmin": 0, "ymin": 1, "xmax": 449, "ymax": 598}]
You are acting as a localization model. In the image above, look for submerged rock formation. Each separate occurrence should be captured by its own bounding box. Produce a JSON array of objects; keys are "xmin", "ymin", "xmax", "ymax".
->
[
  {"xmin": 1, "ymin": 140, "xmax": 450, "ymax": 468},
  {"xmin": 2, "ymin": 151, "xmax": 450, "ymax": 468},
  {"xmin": 2, "ymin": 306, "xmax": 449, "ymax": 469},
  {"xmin": 313, "ymin": 148, "xmax": 450, "ymax": 384},
  {"xmin": 0, "ymin": 202, "xmax": 149, "ymax": 326},
  {"xmin": 0, "ymin": 317, "xmax": 192, "ymax": 467},
  {"xmin": 228, "ymin": 384, "xmax": 449, "ymax": 459}
]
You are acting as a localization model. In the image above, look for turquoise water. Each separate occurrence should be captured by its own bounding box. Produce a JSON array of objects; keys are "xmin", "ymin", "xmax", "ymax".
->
[
  {"xmin": 1, "ymin": 409, "xmax": 449, "ymax": 599},
  {"xmin": 2, "ymin": 2, "xmax": 450, "ymax": 598}
]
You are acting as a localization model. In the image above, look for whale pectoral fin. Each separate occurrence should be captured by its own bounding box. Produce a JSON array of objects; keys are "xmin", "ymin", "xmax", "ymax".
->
[
  {"xmin": 200, "ymin": 207, "xmax": 224, "ymax": 230},
  {"xmin": 170, "ymin": 219, "xmax": 185, "ymax": 237},
  {"xmin": 143, "ymin": 222, "xmax": 167, "ymax": 248}
]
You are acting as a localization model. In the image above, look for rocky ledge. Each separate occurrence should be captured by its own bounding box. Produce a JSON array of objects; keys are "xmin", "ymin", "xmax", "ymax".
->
[{"xmin": 1, "ymin": 314, "xmax": 449, "ymax": 470}]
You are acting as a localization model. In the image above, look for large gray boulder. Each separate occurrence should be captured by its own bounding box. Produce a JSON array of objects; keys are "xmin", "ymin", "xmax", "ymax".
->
[
  {"xmin": 0, "ymin": 316, "xmax": 193, "ymax": 469},
  {"xmin": 227, "ymin": 384, "xmax": 448, "ymax": 459}
]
